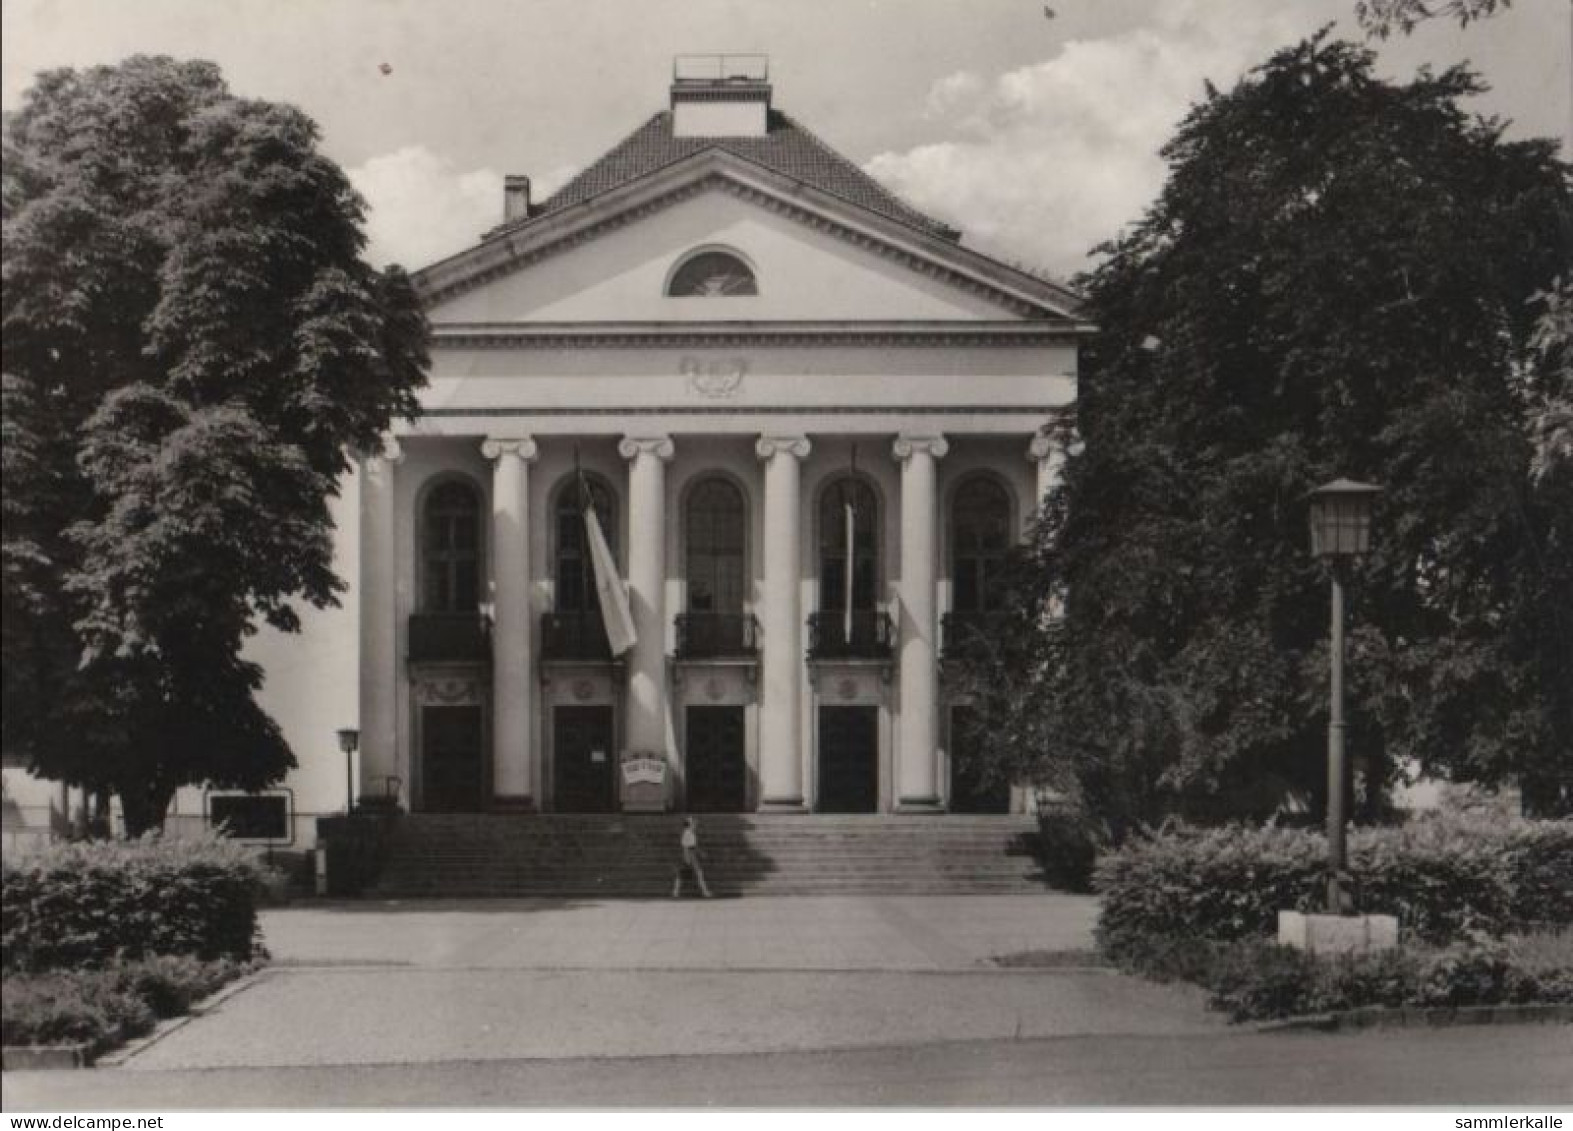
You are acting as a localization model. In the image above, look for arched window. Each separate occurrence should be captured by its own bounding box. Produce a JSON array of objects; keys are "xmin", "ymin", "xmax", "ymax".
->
[
  {"xmin": 951, "ymin": 476, "xmax": 1012, "ymax": 614},
  {"xmin": 667, "ymin": 250, "xmax": 758, "ymax": 297},
  {"xmin": 422, "ymin": 480, "xmax": 483, "ymax": 613},
  {"xmin": 686, "ymin": 477, "xmax": 747, "ymax": 614},
  {"xmin": 555, "ymin": 477, "xmax": 616, "ymax": 612},
  {"xmin": 819, "ymin": 477, "xmax": 879, "ymax": 613}
]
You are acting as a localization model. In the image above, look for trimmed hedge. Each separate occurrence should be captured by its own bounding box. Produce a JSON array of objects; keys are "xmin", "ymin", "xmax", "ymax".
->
[
  {"xmin": 0, "ymin": 969, "xmax": 156, "ymax": 1049},
  {"xmin": 1203, "ymin": 932, "xmax": 1573, "ymax": 1022},
  {"xmin": 2, "ymin": 834, "xmax": 271, "ymax": 973},
  {"xmin": 1095, "ymin": 814, "xmax": 1573, "ymax": 967},
  {"xmin": 1, "ymin": 955, "xmax": 252, "ymax": 1050}
]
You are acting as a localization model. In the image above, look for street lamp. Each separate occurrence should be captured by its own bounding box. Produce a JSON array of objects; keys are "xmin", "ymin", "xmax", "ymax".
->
[
  {"xmin": 1306, "ymin": 478, "xmax": 1382, "ymax": 914},
  {"xmin": 337, "ymin": 728, "xmax": 360, "ymax": 815}
]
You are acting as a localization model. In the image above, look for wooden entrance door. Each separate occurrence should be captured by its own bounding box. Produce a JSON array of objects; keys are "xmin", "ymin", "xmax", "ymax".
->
[
  {"xmin": 553, "ymin": 705, "xmax": 616, "ymax": 812},
  {"xmin": 685, "ymin": 706, "xmax": 746, "ymax": 812},
  {"xmin": 817, "ymin": 705, "xmax": 878, "ymax": 813},
  {"xmin": 948, "ymin": 705, "xmax": 1010, "ymax": 813},
  {"xmin": 421, "ymin": 705, "xmax": 485, "ymax": 812}
]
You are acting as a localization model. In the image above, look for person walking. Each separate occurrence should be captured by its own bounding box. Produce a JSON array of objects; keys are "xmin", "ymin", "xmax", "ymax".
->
[{"xmin": 672, "ymin": 816, "xmax": 713, "ymax": 898}]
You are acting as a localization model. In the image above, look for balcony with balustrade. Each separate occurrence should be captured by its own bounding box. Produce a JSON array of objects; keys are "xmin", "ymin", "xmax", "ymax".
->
[
  {"xmin": 806, "ymin": 610, "xmax": 895, "ymax": 662},
  {"xmin": 540, "ymin": 612, "xmax": 614, "ymax": 663},
  {"xmin": 675, "ymin": 612, "xmax": 760, "ymax": 660},
  {"xmin": 407, "ymin": 613, "xmax": 490, "ymax": 664}
]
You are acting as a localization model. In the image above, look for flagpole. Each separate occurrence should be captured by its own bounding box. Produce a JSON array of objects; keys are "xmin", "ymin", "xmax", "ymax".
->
[{"xmin": 844, "ymin": 445, "xmax": 857, "ymax": 647}]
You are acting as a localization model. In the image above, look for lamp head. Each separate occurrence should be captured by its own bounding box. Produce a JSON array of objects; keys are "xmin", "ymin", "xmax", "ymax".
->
[
  {"xmin": 337, "ymin": 728, "xmax": 360, "ymax": 754},
  {"xmin": 1307, "ymin": 478, "xmax": 1382, "ymax": 559}
]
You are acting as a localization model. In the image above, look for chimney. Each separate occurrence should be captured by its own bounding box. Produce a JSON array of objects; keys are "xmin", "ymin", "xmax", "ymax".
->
[
  {"xmin": 671, "ymin": 54, "xmax": 770, "ymax": 139},
  {"xmin": 504, "ymin": 175, "xmax": 531, "ymax": 222}
]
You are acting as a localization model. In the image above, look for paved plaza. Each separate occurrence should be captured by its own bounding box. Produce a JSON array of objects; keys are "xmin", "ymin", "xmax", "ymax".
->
[
  {"xmin": 119, "ymin": 893, "xmax": 1234, "ymax": 1071},
  {"xmin": 7, "ymin": 893, "xmax": 1570, "ymax": 1107},
  {"xmin": 258, "ymin": 892, "xmax": 1102, "ymax": 971}
]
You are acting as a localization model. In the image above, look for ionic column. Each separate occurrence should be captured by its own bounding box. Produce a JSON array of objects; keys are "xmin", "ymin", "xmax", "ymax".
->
[
  {"xmin": 482, "ymin": 436, "xmax": 539, "ymax": 806},
  {"xmin": 358, "ymin": 438, "xmax": 403, "ymax": 798},
  {"xmin": 1028, "ymin": 433, "xmax": 1064, "ymax": 507},
  {"xmin": 894, "ymin": 433, "xmax": 948, "ymax": 811},
  {"xmin": 619, "ymin": 435, "xmax": 674, "ymax": 757},
  {"xmin": 755, "ymin": 435, "xmax": 812, "ymax": 810}
]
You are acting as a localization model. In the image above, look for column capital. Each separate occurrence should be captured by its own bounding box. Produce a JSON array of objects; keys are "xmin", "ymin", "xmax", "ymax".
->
[
  {"xmin": 892, "ymin": 433, "xmax": 949, "ymax": 462},
  {"xmin": 755, "ymin": 434, "xmax": 812, "ymax": 461},
  {"xmin": 481, "ymin": 436, "xmax": 539, "ymax": 463},
  {"xmin": 618, "ymin": 435, "xmax": 675, "ymax": 462},
  {"xmin": 1027, "ymin": 434, "xmax": 1057, "ymax": 464}
]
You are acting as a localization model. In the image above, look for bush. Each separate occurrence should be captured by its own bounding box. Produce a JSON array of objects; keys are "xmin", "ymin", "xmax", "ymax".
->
[
  {"xmin": 1500, "ymin": 929, "xmax": 1573, "ymax": 1003},
  {"xmin": 1, "ymin": 833, "xmax": 272, "ymax": 972},
  {"xmin": 1319, "ymin": 944, "xmax": 1416, "ymax": 1011},
  {"xmin": 1094, "ymin": 824, "xmax": 1326, "ymax": 967},
  {"xmin": 114, "ymin": 954, "xmax": 250, "ymax": 1019},
  {"xmin": 1355, "ymin": 815, "xmax": 1518, "ymax": 940},
  {"xmin": 1, "ymin": 970, "xmax": 156, "ymax": 1049},
  {"xmin": 1, "ymin": 954, "xmax": 252, "ymax": 1049},
  {"xmin": 1035, "ymin": 807, "xmax": 1105, "ymax": 892},
  {"xmin": 1192, "ymin": 931, "xmax": 1573, "ymax": 1022},
  {"xmin": 1095, "ymin": 813, "xmax": 1573, "ymax": 965},
  {"xmin": 1204, "ymin": 940, "xmax": 1321, "ymax": 1021},
  {"xmin": 1505, "ymin": 821, "xmax": 1573, "ymax": 928}
]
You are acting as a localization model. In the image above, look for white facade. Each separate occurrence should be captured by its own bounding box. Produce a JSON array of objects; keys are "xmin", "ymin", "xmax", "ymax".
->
[{"xmin": 2, "ymin": 67, "xmax": 1088, "ymax": 842}]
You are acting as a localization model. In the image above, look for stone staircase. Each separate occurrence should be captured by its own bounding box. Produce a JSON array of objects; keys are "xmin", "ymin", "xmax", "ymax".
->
[{"xmin": 368, "ymin": 813, "xmax": 1049, "ymax": 898}]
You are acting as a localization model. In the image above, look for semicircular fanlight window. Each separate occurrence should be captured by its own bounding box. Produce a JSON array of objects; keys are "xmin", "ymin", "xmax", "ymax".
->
[{"xmin": 668, "ymin": 251, "xmax": 758, "ymax": 297}]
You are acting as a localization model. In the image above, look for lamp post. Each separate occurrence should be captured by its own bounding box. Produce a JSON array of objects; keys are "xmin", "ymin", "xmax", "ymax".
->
[
  {"xmin": 337, "ymin": 728, "xmax": 360, "ymax": 815},
  {"xmin": 1306, "ymin": 478, "xmax": 1382, "ymax": 914}
]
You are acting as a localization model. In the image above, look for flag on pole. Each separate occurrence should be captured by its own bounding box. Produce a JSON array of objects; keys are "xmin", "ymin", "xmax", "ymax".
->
[
  {"xmin": 843, "ymin": 445, "xmax": 858, "ymax": 646},
  {"xmin": 843, "ymin": 489, "xmax": 855, "ymax": 646},
  {"xmin": 580, "ymin": 471, "xmax": 637, "ymax": 657}
]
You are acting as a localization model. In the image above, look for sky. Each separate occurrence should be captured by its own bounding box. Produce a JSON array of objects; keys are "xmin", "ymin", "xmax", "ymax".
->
[{"xmin": 3, "ymin": 0, "xmax": 1569, "ymax": 279}]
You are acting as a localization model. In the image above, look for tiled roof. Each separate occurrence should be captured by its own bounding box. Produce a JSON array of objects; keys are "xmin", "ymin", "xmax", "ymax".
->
[{"xmin": 507, "ymin": 110, "xmax": 962, "ymax": 242}]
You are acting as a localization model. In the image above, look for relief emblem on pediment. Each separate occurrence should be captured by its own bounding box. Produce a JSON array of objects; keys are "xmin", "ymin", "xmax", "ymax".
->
[{"xmin": 682, "ymin": 356, "xmax": 748, "ymax": 399}]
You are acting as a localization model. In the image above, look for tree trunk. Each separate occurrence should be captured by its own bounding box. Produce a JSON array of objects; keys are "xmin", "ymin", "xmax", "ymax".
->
[{"xmin": 118, "ymin": 779, "xmax": 175, "ymax": 838}]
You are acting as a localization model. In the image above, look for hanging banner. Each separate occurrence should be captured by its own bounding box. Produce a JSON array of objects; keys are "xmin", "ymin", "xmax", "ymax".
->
[{"xmin": 581, "ymin": 474, "xmax": 637, "ymax": 657}]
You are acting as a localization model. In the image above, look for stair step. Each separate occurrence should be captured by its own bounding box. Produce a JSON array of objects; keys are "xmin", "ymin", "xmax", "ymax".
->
[{"xmin": 366, "ymin": 813, "xmax": 1051, "ymax": 898}]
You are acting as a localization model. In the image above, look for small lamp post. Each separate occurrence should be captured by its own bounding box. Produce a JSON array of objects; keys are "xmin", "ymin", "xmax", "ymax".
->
[
  {"xmin": 337, "ymin": 728, "xmax": 360, "ymax": 815},
  {"xmin": 1306, "ymin": 478, "xmax": 1382, "ymax": 914}
]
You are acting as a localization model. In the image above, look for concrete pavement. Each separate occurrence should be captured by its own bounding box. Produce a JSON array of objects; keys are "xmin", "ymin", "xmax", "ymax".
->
[
  {"xmin": 123, "ymin": 892, "xmax": 1226, "ymax": 1070},
  {"xmin": 256, "ymin": 893, "xmax": 1101, "ymax": 971},
  {"xmin": 9, "ymin": 894, "xmax": 1567, "ymax": 1107},
  {"xmin": 10, "ymin": 1028, "xmax": 1573, "ymax": 1107},
  {"xmin": 122, "ymin": 967, "xmax": 1225, "ymax": 1069}
]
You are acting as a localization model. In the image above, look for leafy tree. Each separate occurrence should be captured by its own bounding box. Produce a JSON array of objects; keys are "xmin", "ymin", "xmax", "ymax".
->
[
  {"xmin": 1, "ymin": 57, "xmax": 429, "ymax": 835},
  {"xmin": 1526, "ymin": 278, "xmax": 1572, "ymax": 483},
  {"xmin": 954, "ymin": 34, "xmax": 1573, "ymax": 829},
  {"xmin": 1355, "ymin": 0, "xmax": 1509, "ymax": 38}
]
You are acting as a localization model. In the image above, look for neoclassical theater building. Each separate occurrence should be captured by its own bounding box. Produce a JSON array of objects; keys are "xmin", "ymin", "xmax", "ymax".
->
[
  {"xmin": 342, "ymin": 59, "xmax": 1086, "ymax": 819},
  {"xmin": 0, "ymin": 59, "xmax": 1086, "ymax": 838}
]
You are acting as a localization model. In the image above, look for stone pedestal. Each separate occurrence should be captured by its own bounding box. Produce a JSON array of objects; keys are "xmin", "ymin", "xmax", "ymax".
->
[{"xmin": 1278, "ymin": 910, "xmax": 1399, "ymax": 954}]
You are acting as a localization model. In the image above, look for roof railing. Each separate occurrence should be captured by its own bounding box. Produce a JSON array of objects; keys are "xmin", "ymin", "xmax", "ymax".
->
[{"xmin": 673, "ymin": 54, "xmax": 769, "ymax": 84}]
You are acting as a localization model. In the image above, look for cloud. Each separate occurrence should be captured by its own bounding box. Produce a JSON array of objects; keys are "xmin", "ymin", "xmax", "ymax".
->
[
  {"xmin": 348, "ymin": 146, "xmax": 502, "ymax": 270},
  {"xmin": 347, "ymin": 149, "xmax": 582, "ymax": 270},
  {"xmin": 864, "ymin": 5, "xmax": 1303, "ymax": 280},
  {"xmin": 924, "ymin": 70, "xmax": 986, "ymax": 120}
]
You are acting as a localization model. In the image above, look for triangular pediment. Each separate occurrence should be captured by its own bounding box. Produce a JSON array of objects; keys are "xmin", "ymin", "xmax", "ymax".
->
[{"xmin": 414, "ymin": 150, "xmax": 1087, "ymax": 328}]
